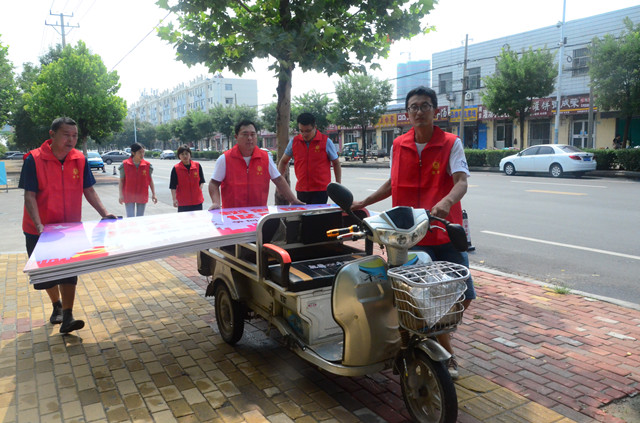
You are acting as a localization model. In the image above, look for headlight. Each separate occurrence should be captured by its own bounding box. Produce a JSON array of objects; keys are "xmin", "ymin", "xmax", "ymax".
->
[{"xmin": 377, "ymin": 220, "xmax": 429, "ymax": 248}]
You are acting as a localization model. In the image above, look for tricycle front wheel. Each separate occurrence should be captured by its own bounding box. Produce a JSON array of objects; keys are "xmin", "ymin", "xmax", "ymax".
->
[
  {"xmin": 214, "ymin": 283, "xmax": 244, "ymax": 345},
  {"xmin": 400, "ymin": 349, "xmax": 457, "ymax": 423}
]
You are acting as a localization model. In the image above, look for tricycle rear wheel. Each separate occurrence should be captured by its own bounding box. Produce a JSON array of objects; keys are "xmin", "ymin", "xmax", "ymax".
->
[
  {"xmin": 214, "ymin": 283, "xmax": 244, "ymax": 345},
  {"xmin": 400, "ymin": 349, "xmax": 457, "ymax": 423}
]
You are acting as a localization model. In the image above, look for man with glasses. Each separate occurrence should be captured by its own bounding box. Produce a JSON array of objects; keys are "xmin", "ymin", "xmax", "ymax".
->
[
  {"xmin": 278, "ymin": 112, "xmax": 341, "ymax": 204},
  {"xmin": 352, "ymin": 86, "xmax": 474, "ymax": 380},
  {"xmin": 208, "ymin": 120, "xmax": 302, "ymax": 209}
]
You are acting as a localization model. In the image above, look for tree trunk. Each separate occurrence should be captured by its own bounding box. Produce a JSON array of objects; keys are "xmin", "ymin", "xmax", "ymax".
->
[
  {"xmin": 361, "ymin": 124, "xmax": 368, "ymax": 163},
  {"xmin": 519, "ymin": 113, "xmax": 526, "ymax": 150},
  {"xmin": 274, "ymin": 65, "xmax": 293, "ymax": 205}
]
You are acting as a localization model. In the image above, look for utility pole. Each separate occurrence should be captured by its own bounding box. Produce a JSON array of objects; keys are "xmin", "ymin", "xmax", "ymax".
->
[
  {"xmin": 45, "ymin": 11, "xmax": 79, "ymax": 48},
  {"xmin": 553, "ymin": 0, "xmax": 566, "ymax": 144},
  {"xmin": 587, "ymin": 39, "xmax": 595, "ymax": 148},
  {"xmin": 459, "ymin": 34, "xmax": 469, "ymax": 145}
]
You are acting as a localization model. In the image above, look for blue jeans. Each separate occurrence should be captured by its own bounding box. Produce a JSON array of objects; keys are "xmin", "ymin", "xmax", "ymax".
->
[
  {"xmin": 410, "ymin": 243, "xmax": 476, "ymax": 300},
  {"xmin": 124, "ymin": 203, "xmax": 146, "ymax": 217}
]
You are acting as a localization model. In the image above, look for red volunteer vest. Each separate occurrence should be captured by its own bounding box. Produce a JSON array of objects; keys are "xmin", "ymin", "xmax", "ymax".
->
[
  {"xmin": 390, "ymin": 127, "xmax": 463, "ymax": 246},
  {"xmin": 122, "ymin": 158, "xmax": 151, "ymax": 203},
  {"xmin": 221, "ymin": 145, "xmax": 270, "ymax": 208},
  {"xmin": 22, "ymin": 139, "xmax": 86, "ymax": 235},
  {"xmin": 291, "ymin": 130, "xmax": 331, "ymax": 192},
  {"xmin": 174, "ymin": 161, "xmax": 204, "ymax": 206}
]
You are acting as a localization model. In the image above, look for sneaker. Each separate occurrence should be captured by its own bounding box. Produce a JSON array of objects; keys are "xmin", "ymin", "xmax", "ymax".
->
[
  {"xmin": 50, "ymin": 301, "xmax": 63, "ymax": 324},
  {"xmin": 447, "ymin": 356, "xmax": 459, "ymax": 380},
  {"xmin": 60, "ymin": 309, "xmax": 85, "ymax": 334}
]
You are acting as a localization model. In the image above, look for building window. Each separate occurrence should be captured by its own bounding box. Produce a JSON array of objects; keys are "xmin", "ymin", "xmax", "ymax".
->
[
  {"xmin": 225, "ymin": 84, "xmax": 233, "ymax": 90},
  {"xmin": 225, "ymin": 97, "xmax": 234, "ymax": 105},
  {"xmin": 572, "ymin": 48, "xmax": 589, "ymax": 77},
  {"xmin": 466, "ymin": 67, "xmax": 481, "ymax": 90},
  {"xmin": 528, "ymin": 120, "xmax": 551, "ymax": 146},
  {"xmin": 439, "ymin": 72, "xmax": 452, "ymax": 95}
]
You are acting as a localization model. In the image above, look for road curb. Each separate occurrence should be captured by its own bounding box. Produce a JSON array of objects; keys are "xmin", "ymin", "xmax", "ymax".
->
[{"xmin": 470, "ymin": 263, "xmax": 640, "ymax": 312}]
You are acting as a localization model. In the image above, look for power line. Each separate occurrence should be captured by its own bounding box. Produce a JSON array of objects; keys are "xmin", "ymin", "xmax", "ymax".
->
[{"xmin": 109, "ymin": 11, "xmax": 172, "ymax": 72}]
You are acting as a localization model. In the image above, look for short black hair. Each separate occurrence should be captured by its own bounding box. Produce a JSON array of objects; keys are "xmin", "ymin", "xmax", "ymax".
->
[
  {"xmin": 51, "ymin": 117, "xmax": 77, "ymax": 132},
  {"xmin": 235, "ymin": 120, "xmax": 257, "ymax": 135},
  {"xmin": 130, "ymin": 142, "xmax": 144, "ymax": 155},
  {"xmin": 297, "ymin": 112, "xmax": 316, "ymax": 126},
  {"xmin": 177, "ymin": 145, "xmax": 191, "ymax": 157},
  {"xmin": 405, "ymin": 86, "xmax": 438, "ymax": 110}
]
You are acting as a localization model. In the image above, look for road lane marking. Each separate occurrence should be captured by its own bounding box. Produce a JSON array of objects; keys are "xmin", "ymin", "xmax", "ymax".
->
[
  {"xmin": 511, "ymin": 180, "xmax": 607, "ymax": 188},
  {"xmin": 482, "ymin": 230, "xmax": 640, "ymax": 261},
  {"xmin": 525, "ymin": 189, "xmax": 587, "ymax": 196}
]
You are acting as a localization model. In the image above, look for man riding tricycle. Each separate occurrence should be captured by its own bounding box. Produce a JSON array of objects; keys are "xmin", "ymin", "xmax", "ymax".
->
[{"xmin": 198, "ymin": 183, "xmax": 469, "ymax": 422}]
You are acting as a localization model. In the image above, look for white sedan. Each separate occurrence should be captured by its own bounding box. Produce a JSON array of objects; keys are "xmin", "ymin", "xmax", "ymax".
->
[{"xmin": 499, "ymin": 144, "xmax": 596, "ymax": 178}]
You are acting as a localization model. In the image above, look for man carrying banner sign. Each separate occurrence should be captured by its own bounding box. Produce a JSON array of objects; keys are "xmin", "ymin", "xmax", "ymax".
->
[
  {"xmin": 209, "ymin": 120, "xmax": 303, "ymax": 209},
  {"xmin": 19, "ymin": 117, "xmax": 117, "ymax": 334}
]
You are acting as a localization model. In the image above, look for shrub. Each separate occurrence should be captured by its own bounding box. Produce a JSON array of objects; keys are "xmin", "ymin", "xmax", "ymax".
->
[
  {"xmin": 615, "ymin": 148, "xmax": 640, "ymax": 171},
  {"xmin": 585, "ymin": 149, "xmax": 617, "ymax": 170},
  {"xmin": 486, "ymin": 149, "xmax": 519, "ymax": 167},
  {"xmin": 464, "ymin": 149, "xmax": 486, "ymax": 166}
]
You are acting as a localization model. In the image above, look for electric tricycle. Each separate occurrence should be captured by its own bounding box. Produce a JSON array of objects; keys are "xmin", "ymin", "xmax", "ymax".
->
[{"xmin": 198, "ymin": 183, "xmax": 469, "ymax": 422}]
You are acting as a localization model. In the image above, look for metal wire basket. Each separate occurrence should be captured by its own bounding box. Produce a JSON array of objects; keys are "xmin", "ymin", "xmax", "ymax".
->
[{"xmin": 389, "ymin": 261, "xmax": 469, "ymax": 335}]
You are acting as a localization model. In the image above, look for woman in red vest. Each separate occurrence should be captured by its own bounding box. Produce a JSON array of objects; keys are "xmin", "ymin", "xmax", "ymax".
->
[
  {"xmin": 170, "ymin": 145, "xmax": 205, "ymax": 212},
  {"xmin": 118, "ymin": 143, "xmax": 157, "ymax": 217}
]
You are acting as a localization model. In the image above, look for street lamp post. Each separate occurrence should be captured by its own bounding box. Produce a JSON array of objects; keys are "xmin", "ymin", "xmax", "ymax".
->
[{"xmin": 553, "ymin": 0, "xmax": 567, "ymax": 144}]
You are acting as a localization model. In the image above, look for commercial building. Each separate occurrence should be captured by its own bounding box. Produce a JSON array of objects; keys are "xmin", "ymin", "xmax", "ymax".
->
[
  {"xmin": 396, "ymin": 60, "xmax": 431, "ymax": 104},
  {"xmin": 128, "ymin": 75, "xmax": 258, "ymax": 126},
  {"xmin": 363, "ymin": 5, "xmax": 640, "ymax": 153}
]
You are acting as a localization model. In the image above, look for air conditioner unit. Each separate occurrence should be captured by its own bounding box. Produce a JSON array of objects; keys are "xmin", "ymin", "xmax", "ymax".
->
[
  {"xmin": 464, "ymin": 92, "xmax": 473, "ymax": 101},
  {"xmin": 393, "ymin": 127, "xmax": 402, "ymax": 134},
  {"xmin": 446, "ymin": 92, "xmax": 456, "ymax": 101}
]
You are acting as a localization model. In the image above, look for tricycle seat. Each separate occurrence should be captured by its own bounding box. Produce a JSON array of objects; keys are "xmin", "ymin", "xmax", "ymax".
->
[{"xmin": 267, "ymin": 252, "xmax": 364, "ymax": 292}]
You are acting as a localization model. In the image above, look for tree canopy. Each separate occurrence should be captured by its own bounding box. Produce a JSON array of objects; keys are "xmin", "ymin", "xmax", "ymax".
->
[
  {"xmin": 158, "ymin": 0, "xmax": 435, "ymax": 199},
  {"xmin": 0, "ymin": 36, "xmax": 17, "ymax": 128},
  {"xmin": 333, "ymin": 74, "xmax": 392, "ymax": 162},
  {"xmin": 24, "ymin": 41, "xmax": 127, "ymax": 153},
  {"xmin": 590, "ymin": 18, "xmax": 640, "ymax": 148},
  {"xmin": 482, "ymin": 47, "xmax": 556, "ymax": 149}
]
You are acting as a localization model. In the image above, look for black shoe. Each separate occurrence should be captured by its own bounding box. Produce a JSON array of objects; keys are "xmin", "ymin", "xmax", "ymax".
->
[
  {"xmin": 50, "ymin": 301, "xmax": 63, "ymax": 324},
  {"xmin": 60, "ymin": 309, "xmax": 85, "ymax": 334}
]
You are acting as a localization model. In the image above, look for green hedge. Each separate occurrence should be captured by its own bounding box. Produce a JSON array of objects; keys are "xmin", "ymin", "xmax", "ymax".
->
[
  {"xmin": 464, "ymin": 149, "xmax": 519, "ymax": 167},
  {"xmin": 584, "ymin": 149, "xmax": 616, "ymax": 170},
  {"xmin": 616, "ymin": 148, "xmax": 640, "ymax": 171}
]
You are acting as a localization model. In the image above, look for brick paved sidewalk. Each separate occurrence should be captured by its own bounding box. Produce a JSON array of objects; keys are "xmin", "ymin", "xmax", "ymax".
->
[{"xmin": 1, "ymin": 252, "xmax": 638, "ymax": 422}]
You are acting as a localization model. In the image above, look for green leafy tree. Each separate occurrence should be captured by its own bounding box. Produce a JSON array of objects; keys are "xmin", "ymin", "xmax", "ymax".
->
[
  {"xmin": 156, "ymin": 123, "xmax": 173, "ymax": 149},
  {"xmin": 482, "ymin": 47, "xmax": 556, "ymax": 149},
  {"xmin": 10, "ymin": 63, "xmax": 48, "ymax": 151},
  {"xmin": 333, "ymin": 74, "xmax": 392, "ymax": 163},
  {"xmin": 590, "ymin": 18, "xmax": 640, "ymax": 148},
  {"xmin": 260, "ymin": 102, "xmax": 282, "ymax": 134},
  {"xmin": 24, "ymin": 41, "xmax": 127, "ymax": 154},
  {"xmin": 292, "ymin": 90, "xmax": 333, "ymax": 132},
  {"xmin": 0, "ymin": 36, "xmax": 18, "ymax": 128},
  {"xmin": 158, "ymin": 0, "xmax": 435, "ymax": 199}
]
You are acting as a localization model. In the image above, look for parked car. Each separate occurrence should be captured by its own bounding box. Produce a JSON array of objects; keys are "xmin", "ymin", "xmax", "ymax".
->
[
  {"xmin": 160, "ymin": 150, "xmax": 176, "ymax": 160},
  {"xmin": 499, "ymin": 144, "xmax": 596, "ymax": 178},
  {"xmin": 86, "ymin": 152, "xmax": 105, "ymax": 171},
  {"xmin": 3, "ymin": 152, "xmax": 25, "ymax": 160},
  {"xmin": 101, "ymin": 150, "xmax": 129, "ymax": 165}
]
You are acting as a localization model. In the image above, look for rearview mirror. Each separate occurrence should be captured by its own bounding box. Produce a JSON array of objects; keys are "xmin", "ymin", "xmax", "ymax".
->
[
  {"xmin": 446, "ymin": 223, "xmax": 468, "ymax": 252},
  {"xmin": 327, "ymin": 183, "xmax": 353, "ymax": 212}
]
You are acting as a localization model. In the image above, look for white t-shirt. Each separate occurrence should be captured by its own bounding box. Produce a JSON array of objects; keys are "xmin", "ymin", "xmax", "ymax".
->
[
  {"xmin": 389, "ymin": 138, "xmax": 470, "ymax": 176},
  {"xmin": 211, "ymin": 151, "xmax": 280, "ymax": 182}
]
